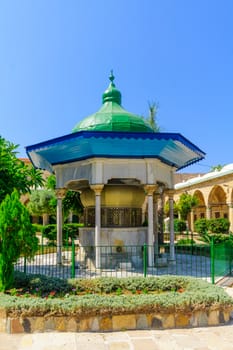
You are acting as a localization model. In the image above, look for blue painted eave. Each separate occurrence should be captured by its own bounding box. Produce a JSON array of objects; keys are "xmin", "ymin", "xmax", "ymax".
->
[{"xmin": 26, "ymin": 130, "xmax": 205, "ymax": 172}]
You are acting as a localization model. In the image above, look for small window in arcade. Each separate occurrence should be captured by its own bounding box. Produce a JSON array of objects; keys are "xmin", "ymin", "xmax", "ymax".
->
[{"xmin": 215, "ymin": 212, "xmax": 220, "ymax": 218}]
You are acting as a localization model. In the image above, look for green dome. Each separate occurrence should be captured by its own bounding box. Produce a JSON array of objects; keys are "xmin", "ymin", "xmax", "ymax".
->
[{"xmin": 72, "ymin": 72, "xmax": 154, "ymax": 133}]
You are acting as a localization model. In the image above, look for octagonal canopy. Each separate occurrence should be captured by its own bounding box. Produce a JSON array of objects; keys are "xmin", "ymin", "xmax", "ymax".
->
[
  {"xmin": 26, "ymin": 73, "xmax": 205, "ymax": 172},
  {"xmin": 26, "ymin": 130, "xmax": 205, "ymax": 173}
]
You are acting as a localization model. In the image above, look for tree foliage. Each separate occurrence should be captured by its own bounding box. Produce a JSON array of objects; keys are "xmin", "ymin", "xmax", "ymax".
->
[
  {"xmin": 164, "ymin": 200, "xmax": 179, "ymax": 217},
  {"xmin": 45, "ymin": 174, "xmax": 56, "ymax": 190},
  {"xmin": 27, "ymin": 189, "xmax": 56, "ymax": 217},
  {"xmin": 45, "ymin": 174, "xmax": 83, "ymax": 218},
  {"xmin": 194, "ymin": 217, "xmax": 230, "ymax": 235},
  {"xmin": 147, "ymin": 101, "xmax": 160, "ymax": 132},
  {"xmin": 211, "ymin": 164, "xmax": 224, "ymax": 171},
  {"xmin": 28, "ymin": 174, "xmax": 83, "ymax": 221},
  {"xmin": 177, "ymin": 193, "xmax": 199, "ymax": 221},
  {"xmin": 0, "ymin": 190, "xmax": 38, "ymax": 291},
  {"xmin": 0, "ymin": 136, "xmax": 44, "ymax": 203},
  {"xmin": 63, "ymin": 190, "xmax": 83, "ymax": 218}
]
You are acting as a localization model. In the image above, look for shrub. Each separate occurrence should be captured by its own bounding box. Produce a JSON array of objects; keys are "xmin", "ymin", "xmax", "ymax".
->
[
  {"xmin": 176, "ymin": 238, "xmax": 195, "ymax": 246},
  {"xmin": 70, "ymin": 275, "xmax": 189, "ymax": 294},
  {"xmin": 32, "ymin": 224, "xmax": 43, "ymax": 234},
  {"xmin": 194, "ymin": 218, "xmax": 209, "ymax": 235},
  {"xmin": 208, "ymin": 218, "xmax": 230, "ymax": 234},
  {"xmin": 42, "ymin": 225, "xmax": 56, "ymax": 245},
  {"xmin": 3, "ymin": 274, "xmax": 233, "ymax": 317},
  {"xmin": 42, "ymin": 224, "xmax": 80, "ymax": 245},
  {"xmin": 174, "ymin": 219, "xmax": 186, "ymax": 233},
  {"xmin": 200, "ymin": 233, "xmax": 233, "ymax": 246},
  {"xmin": 195, "ymin": 218, "xmax": 230, "ymax": 235},
  {"xmin": 13, "ymin": 271, "xmax": 73, "ymax": 297}
]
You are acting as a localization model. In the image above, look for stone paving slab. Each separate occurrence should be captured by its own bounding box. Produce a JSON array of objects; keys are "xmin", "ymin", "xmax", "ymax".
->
[{"xmin": 0, "ymin": 325, "xmax": 233, "ymax": 350}]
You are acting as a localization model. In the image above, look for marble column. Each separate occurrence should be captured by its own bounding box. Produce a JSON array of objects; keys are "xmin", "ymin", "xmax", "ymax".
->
[
  {"xmin": 153, "ymin": 193, "xmax": 159, "ymax": 258},
  {"xmin": 206, "ymin": 206, "xmax": 212, "ymax": 220},
  {"xmin": 90, "ymin": 185, "xmax": 104, "ymax": 269},
  {"xmin": 167, "ymin": 190, "xmax": 175, "ymax": 263},
  {"xmin": 144, "ymin": 185, "xmax": 157, "ymax": 267},
  {"xmin": 55, "ymin": 188, "xmax": 67, "ymax": 265},
  {"xmin": 190, "ymin": 209, "xmax": 194, "ymax": 232}
]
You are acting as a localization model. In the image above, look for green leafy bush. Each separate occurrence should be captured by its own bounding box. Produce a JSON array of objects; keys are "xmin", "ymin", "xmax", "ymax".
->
[
  {"xmin": 194, "ymin": 218, "xmax": 209, "ymax": 235},
  {"xmin": 200, "ymin": 233, "xmax": 233, "ymax": 246},
  {"xmin": 195, "ymin": 218, "xmax": 230, "ymax": 235},
  {"xmin": 2, "ymin": 274, "xmax": 233, "ymax": 317},
  {"xmin": 32, "ymin": 224, "xmax": 43, "ymax": 233},
  {"xmin": 174, "ymin": 219, "xmax": 187, "ymax": 233},
  {"xmin": 13, "ymin": 272, "xmax": 73, "ymax": 296},
  {"xmin": 176, "ymin": 238, "xmax": 195, "ymax": 246},
  {"xmin": 42, "ymin": 224, "xmax": 80, "ymax": 245},
  {"xmin": 208, "ymin": 218, "xmax": 230, "ymax": 234},
  {"xmin": 42, "ymin": 225, "xmax": 56, "ymax": 245},
  {"xmin": 69, "ymin": 275, "xmax": 188, "ymax": 294}
]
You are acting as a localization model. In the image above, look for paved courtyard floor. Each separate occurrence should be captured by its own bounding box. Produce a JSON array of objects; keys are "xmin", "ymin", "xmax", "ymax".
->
[{"xmin": 2, "ymin": 323, "xmax": 233, "ymax": 350}]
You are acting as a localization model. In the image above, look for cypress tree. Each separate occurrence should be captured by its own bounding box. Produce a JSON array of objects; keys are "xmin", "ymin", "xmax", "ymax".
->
[{"xmin": 0, "ymin": 190, "xmax": 38, "ymax": 291}]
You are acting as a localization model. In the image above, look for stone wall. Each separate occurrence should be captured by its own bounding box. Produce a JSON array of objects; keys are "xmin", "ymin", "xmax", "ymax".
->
[{"xmin": 1, "ymin": 308, "xmax": 232, "ymax": 334}]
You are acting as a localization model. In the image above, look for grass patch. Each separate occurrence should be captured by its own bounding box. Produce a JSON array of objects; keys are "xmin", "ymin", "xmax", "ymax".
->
[{"xmin": 1, "ymin": 272, "xmax": 233, "ymax": 318}]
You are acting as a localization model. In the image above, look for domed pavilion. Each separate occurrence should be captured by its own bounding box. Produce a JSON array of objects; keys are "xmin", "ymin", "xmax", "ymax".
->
[{"xmin": 26, "ymin": 72, "xmax": 205, "ymax": 268}]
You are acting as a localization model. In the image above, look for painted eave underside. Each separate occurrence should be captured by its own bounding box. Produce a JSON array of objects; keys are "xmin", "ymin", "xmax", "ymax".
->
[{"xmin": 26, "ymin": 131, "xmax": 205, "ymax": 173}]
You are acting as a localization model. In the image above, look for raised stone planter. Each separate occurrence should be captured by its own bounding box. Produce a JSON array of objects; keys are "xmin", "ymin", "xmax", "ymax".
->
[{"xmin": 1, "ymin": 307, "xmax": 232, "ymax": 334}]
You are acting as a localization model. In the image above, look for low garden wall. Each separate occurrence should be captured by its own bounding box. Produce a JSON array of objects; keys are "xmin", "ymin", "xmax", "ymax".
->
[
  {"xmin": 0, "ymin": 307, "xmax": 232, "ymax": 334},
  {"xmin": 1, "ymin": 274, "xmax": 233, "ymax": 334}
]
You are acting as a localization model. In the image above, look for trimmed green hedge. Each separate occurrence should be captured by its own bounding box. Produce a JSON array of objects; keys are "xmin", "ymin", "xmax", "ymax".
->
[
  {"xmin": 194, "ymin": 218, "xmax": 230, "ymax": 235},
  {"xmin": 2, "ymin": 273, "xmax": 233, "ymax": 317},
  {"xmin": 208, "ymin": 218, "xmax": 230, "ymax": 234}
]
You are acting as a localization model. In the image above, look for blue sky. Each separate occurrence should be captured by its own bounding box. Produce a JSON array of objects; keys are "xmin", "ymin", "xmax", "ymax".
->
[{"xmin": 0, "ymin": 0, "xmax": 233, "ymax": 173}]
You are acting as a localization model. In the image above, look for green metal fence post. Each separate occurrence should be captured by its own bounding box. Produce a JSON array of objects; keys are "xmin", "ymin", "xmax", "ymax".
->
[
  {"xmin": 71, "ymin": 238, "xmax": 75, "ymax": 278},
  {"xmin": 143, "ymin": 243, "xmax": 147, "ymax": 277},
  {"xmin": 24, "ymin": 256, "xmax": 26, "ymax": 274},
  {"xmin": 41, "ymin": 233, "xmax": 44, "ymax": 255},
  {"xmin": 191, "ymin": 231, "xmax": 194, "ymax": 255},
  {"xmin": 211, "ymin": 237, "xmax": 215, "ymax": 284}
]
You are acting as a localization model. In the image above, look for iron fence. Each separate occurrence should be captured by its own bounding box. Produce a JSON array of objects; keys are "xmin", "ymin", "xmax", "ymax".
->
[{"xmin": 14, "ymin": 240, "xmax": 233, "ymax": 283}]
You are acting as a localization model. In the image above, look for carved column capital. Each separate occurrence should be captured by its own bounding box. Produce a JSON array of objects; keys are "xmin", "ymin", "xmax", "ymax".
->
[
  {"xmin": 144, "ymin": 184, "xmax": 157, "ymax": 196},
  {"xmin": 90, "ymin": 184, "xmax": 104, "ymax": 195},
  {"xmin": 166, "ymin": 189, "xmax": 175, "ymax": 199},
  {"xmin": 55, "ymin": 188, "xmax": 67, "ymax": 199}
]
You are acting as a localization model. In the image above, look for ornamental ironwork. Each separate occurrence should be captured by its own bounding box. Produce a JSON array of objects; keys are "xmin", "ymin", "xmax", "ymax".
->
[{"xmin": 83, "ymin": 207, "xmax": 142, "ymax": 227}]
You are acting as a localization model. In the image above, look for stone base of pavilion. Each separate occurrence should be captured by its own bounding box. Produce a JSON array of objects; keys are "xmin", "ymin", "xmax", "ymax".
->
[{"xmin": 79, "ymin": 227, "xmax": 148, "ymax": 269}]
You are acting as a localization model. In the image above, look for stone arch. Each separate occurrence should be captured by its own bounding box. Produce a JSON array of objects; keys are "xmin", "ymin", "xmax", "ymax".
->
[
  {"xmin": 208, "ymin": 185, "xmax": 228, "ymax": 219},
  {"xmin": 193, "ymin": 190, "xmax": 206, "ymax": 221}
]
